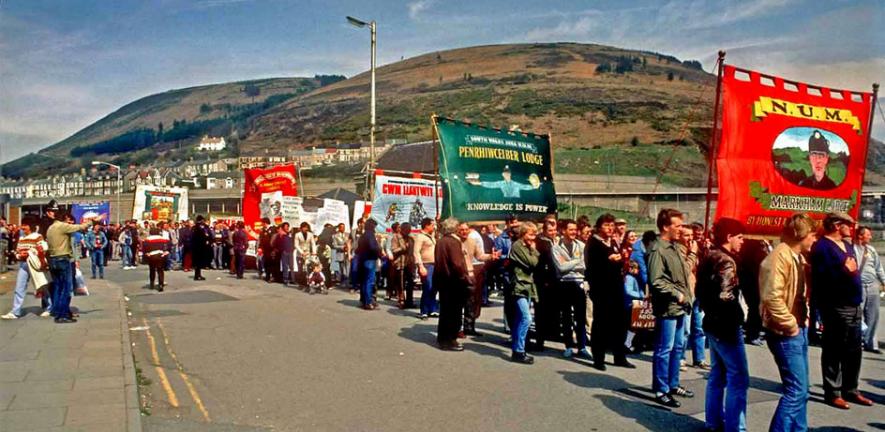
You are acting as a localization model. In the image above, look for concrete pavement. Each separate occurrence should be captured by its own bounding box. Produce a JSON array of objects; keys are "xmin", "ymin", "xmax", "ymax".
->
[
  {"xmin": 114, "ymin": 265, "xmax": 885, "ymax": 432},
  {"xmin": 0, "ymin": 270, "xmax": 141, "ymax": 432},
  {"xmin": 3, "ymin": 260, "xmax": 884, "ymax": 431}
]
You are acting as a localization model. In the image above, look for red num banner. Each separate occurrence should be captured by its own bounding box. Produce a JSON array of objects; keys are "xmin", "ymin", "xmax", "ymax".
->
[
  {"xmin": 715, "ymin": 65, "xmax": 875, "ymax": 236},
  {"xmin": 242, "ymin": 164, "xmax": 298, "ymax": 229}
]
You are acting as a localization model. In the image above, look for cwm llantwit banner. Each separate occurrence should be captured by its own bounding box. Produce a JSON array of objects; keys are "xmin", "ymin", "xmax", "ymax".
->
[
  {"xmin": 72, "ymin": 202, "xmax": 110, "ymax": 224},
  {"xmin": 242, "ymin": 164, "xmax": 298, "ymax": 228},
  {"xmin": 435, "ymin": 117, "xmax": 557, "ymax": 222},
  {"xmin": 370, "ymin": 175, "xmax": 439, "ymax": 233},
  {"xmin": 715, "ymin": 66, "xmax": 874, "ymax": 236}
]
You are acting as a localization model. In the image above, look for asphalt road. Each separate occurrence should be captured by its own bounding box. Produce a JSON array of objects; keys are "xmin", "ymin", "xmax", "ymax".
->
[{"xmin": 104, "ymin": 263, "xmax": 885, "ymax": 432}]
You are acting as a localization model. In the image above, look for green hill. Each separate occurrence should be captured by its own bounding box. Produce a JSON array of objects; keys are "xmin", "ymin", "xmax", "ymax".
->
[{"xmin": 4, "ymin": 42, "xmax": 883, "ymax": 187}]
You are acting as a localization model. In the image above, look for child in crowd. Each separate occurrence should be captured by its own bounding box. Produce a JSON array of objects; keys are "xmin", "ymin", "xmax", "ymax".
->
[
  {"xmin": 623, "ymin": 260, "xmax": 645, "ymax": 353},
  {"xmin": 307, "ymin": 262, "xmax": 327, "ymax": 295}
]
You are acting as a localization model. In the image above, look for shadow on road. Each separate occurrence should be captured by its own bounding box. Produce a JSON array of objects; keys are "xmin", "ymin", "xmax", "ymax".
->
[
  {"xmin": 560, "ymin": 371, "xmax": 707, "ymax": 431},
  {"xmin": 865, "ymin": 378, "xmax": 884, "ymax": 390}
]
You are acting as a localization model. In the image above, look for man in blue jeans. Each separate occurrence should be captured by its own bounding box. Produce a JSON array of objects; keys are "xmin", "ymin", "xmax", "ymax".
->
[
  {"xmin": 648, "ymin": 208, "xmax": 693, "ymax": 408},
  {"xmin": 356, "ymin": 219, "xmax": 381, "ymax": 310},
  {"xmin": 759, "ymin": 213, "xmax": 816, "ymax": 431},
  {"xmin": 697, "ymin": 218, "xmax": 748, "ymax": 432},
  {"xmin": 413, "ymin": 218, "xmax": 437, "ymax": 319},
  {"xmin": 46, "ymin": 212, "xmax": 97, "ymax": 324},
  {"xmin": 84, "ymin": 224, "xmax": 107, "ymax": 279}
]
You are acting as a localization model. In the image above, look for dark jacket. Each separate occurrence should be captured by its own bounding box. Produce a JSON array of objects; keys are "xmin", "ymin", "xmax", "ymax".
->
[
  {"xmin": 585, "ymin": 234, "xmax": 625, "ymax": 304},
  {"xmin": 272, "ymin": 232, "xmax": 293, "ymax": 257},
  {"xmin": 809, "ymin": 237, "xmax": 863, "ymax": 308},
  {"xmin": 191, "ymin": 222, "xmax": 212, "ymax": 266},
  {"xmin": 509, "ymin": 238, "xmax": 539, "ymax": 301},
  {"xmin": 356, "ymin": 228, "xmax": 381, "ymax": 261},
  {"xmin": 39, "ymin": 215, "xmax": 55, "ymax": 237},
  {"xmin": 647, "ymin": 238, "xmax": 693, "ymax": 318},
  {"xmin": 697, "ymin": 247, "xmax": 743, "ymax": 341},
  {"xmin": 178, "ymin": 226, "xmax": 192, "ymax": 248},
  {"xmin": 233, "ymin": 229, "xmax": 249, "ymax": 253},
  {"xmin": 433, "ymin": 234, "xmax": 471, "ymax": 293},
  {"xmin": 259, "ymin": 227, "xmax": 273, "ymax": 256},
  {"xmin": 534, "ymin": 235, "xmax": 557, "ymax": 294}
]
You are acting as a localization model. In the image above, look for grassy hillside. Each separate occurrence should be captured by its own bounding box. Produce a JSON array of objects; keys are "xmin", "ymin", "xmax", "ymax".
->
[
  {"xmin": 5, "ymin": 42, "xmax": 883, "ymax": 188},
  {"xmin": 245, "ymin": 43, "xmax": 714, "ymax": 151}
]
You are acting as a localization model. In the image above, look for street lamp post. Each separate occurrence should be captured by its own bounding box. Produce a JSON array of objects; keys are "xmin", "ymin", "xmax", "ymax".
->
[
  {"xmin": 346, "ymin": 15, "xmax": 376, "ymax": 199},
  {"xmin": 92, "ymin": 161, "xmax": 122, "ymax": 225}
]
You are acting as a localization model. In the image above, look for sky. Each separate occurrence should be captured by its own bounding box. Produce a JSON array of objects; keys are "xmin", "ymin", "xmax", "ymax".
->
[
  {"xmin": 1, "ymin": 0, "xmax": 883, "ymax": 163},
  {"xmin": 772, "ymin": 127, "xmax": 849, "ymax": 155}
]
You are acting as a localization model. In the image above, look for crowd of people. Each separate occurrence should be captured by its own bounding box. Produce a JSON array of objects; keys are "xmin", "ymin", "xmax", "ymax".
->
[{"xmin": 2, "ymin": 199, "xmax": 884, "ymax": 432}]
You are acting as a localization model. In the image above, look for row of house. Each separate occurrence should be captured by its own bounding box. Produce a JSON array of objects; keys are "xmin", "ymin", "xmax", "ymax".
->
[
  {"xmin": 0, "ymin": 142, "xmax": 391, "ymax": 200},
  {"xmin": 237, "ymin": 142, "xmax": 390, "ymax": 169}
]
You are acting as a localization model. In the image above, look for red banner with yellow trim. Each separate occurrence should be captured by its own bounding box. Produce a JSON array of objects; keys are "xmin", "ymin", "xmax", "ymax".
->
[
  {"xmin": 715, "ymin": 65, "xmax": 874, "ymax": 236},
  {"xmin": 242, "ymin": 164, "xmax": 298, "ymax": 229}
]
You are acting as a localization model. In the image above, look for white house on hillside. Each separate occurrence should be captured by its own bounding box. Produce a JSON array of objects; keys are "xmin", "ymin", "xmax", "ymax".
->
[{"xmin": 197, "ymin": 135, "xmax": 227, "ymax": 151}]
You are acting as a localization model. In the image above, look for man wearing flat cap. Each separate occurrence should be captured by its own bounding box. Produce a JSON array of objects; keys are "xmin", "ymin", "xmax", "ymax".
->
[
  {"xmin": 809, "ymin": 212, "xmax": 873, "ymax": 409},
  {"xmin": 798, "ymin": 130, "xmax": 837, "ymax": 190}
]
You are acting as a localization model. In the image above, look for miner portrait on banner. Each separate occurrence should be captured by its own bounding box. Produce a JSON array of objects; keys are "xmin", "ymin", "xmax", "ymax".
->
[
  {"xmin": 466, "ymin": 165, "xmax": 542, "ymax": 199},
  {"xmin": 798, "ymin": 130, "xmax": 837, "ymax": 190}
]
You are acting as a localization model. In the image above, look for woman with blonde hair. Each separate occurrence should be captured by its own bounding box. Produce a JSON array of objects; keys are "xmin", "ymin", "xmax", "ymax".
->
[{"xmin": 508, "ymin": 221, "xmax": 540, "ymax": 364}]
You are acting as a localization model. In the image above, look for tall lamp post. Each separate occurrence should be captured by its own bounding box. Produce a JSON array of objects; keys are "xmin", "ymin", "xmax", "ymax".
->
[
  {"xmin": 92, "ymin": 161, "xmax": 122, "ymax": 225},
  {"xmin": 346, "ymin": 15, "xmax": 376, "ymax": 198}
]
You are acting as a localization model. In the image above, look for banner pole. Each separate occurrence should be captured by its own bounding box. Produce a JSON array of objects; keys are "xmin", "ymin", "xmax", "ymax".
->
[
  {"xmin": 296, "ymin": 162, "xmax": 304, "ymax": 197},
  {"xmin": 703, "ymin": 50, "xmax": 726, "ymax": 234},
  {"xmin": 860, "ymin": 83, "xmax": 880, "ymax": 195},
  {"xmin": 431, "ymin": 114, "xmax": 440, "ymax": 221},
  {"xmin": 548, "ymin": 132, "xmax": 556, "ymax": 217}
]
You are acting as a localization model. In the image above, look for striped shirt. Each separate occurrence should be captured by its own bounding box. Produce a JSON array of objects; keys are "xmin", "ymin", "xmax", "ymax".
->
[{"xmin": 16, "ymin": 232, "xmax": 46, "ymax": 261}]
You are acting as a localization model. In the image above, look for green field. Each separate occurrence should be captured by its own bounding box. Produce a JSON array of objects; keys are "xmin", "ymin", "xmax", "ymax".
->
[
  {"xmin": 772, "ymin": 147, "xmax": 847, "ymax": 185},
  {"xmin": 555, "ymin": 145, "xmax": 707, "ymax": 187}
]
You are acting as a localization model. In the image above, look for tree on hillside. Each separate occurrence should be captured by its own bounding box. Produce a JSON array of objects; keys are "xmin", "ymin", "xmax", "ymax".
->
[
  {"xmin": 243, "ymin": 84, "xmax": 260, "ymax": 103},
  {"xmin": 157, "ymin": 122, "xmax": 164, "ymax": 142},
  {"xmin": 667, "ymin": 72, "xmax": 674, "ymax": 81},
  {"xmin": 683, "ymin": 60, "xmax": 703, "ymax": 70},
  {"xmin": 595, "ymin": 63, "xmax": 612, "ymax": 73},
  {"xmin": 315, "ymin": 74, "xmax": 346, "ymax": 86},
  {"xmin": 615, "ymin": 56, "xmax": 634, "ymax": 74}
]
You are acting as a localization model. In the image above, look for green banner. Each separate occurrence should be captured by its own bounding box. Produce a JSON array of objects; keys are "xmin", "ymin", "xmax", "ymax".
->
[{"xmin": 436, "ymin": 117, "xmax": 557, "ymax": 222}]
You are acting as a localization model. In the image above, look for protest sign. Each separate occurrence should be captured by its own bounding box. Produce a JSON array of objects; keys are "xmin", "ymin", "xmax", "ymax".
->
[
  {"xmin": 243, "ymin": 164, "xmax": 298, "ymax": 228},
  {"xmin": 369, "ymin": 175, "xmax": 438, "ymax": 233},
  {"xmin": 715, "ymin": 66, "xmax": 875, "ymax": 236},
  {"xmin": 72, "ymin": 202, "xmax": 110, "ymax": 224},
  {"xmin": 435, "ymin": 117, "xmax": 556, "ymax": 222},
  {"xmin": 132, "ymin": 186, "xmax": 188, "ymax": 222}
]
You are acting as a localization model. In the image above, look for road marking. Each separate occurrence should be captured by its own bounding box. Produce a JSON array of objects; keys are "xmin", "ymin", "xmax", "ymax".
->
[
  {"xmin": 143, "ymin": 318, "xmax": 180, "ymax": 408},
  {"xmin": 156, "ymin": 319, "xmax": 212, "ymax": 422}
]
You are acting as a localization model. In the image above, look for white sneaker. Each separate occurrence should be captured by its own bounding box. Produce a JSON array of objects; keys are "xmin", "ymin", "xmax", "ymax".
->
[
  {"xmin": 40, "ymin": 311, "xmax": 51, "ymax": 317},
  {"xmin": 1, "ymin": 312, "xmax": 18, "ymax": 320}
]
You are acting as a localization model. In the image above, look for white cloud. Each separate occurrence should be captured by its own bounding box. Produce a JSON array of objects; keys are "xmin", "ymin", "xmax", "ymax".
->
[
  {"xmin": 408, "ymin": 0, "xmax": 435, "ymax": 20},
  {"xmin": 525, "ymin": 15, "xmax": 599, "ymax": 41}
]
